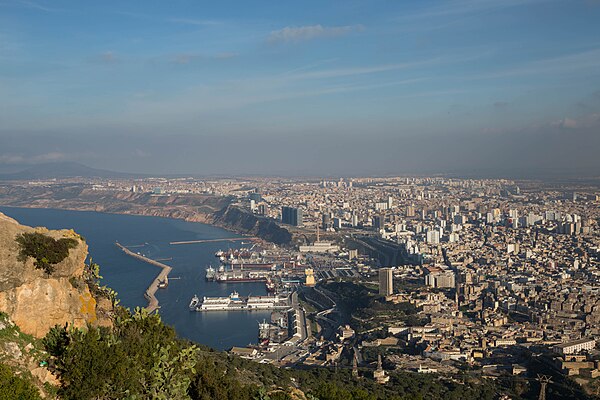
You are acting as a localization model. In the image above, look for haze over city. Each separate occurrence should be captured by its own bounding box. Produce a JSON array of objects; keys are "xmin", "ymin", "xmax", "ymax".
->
[{"xmin": 1, "ymin": 0, "xmax": 600, "ymax": 176}]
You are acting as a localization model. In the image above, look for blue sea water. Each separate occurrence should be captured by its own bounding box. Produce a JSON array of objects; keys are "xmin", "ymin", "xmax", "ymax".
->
[{"xmin": 0, "ymin": 206, "xmax": 270, "ymax": 350}]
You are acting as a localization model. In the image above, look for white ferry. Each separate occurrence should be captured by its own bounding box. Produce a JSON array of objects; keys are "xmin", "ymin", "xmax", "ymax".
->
[
  {"xmin": 197, "ymin": 291, "xmax": 245, "ymax": 311},
  {"xmin": 193, "ymin": 291, "xmax": 290, "ymax": 312}
]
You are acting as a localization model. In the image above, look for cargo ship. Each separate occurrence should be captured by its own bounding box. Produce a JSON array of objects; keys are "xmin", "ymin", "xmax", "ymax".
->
[
  {"xmin": 206, "ymin": 263, "xmax": 275, "ymax": 283},
  {"xmin": 190, "ymin": 291, "xmax": 290, "ymax": 312},
  {"xmin": 215, "ymin": 270, "xmax": 270, "ymax": 282}
]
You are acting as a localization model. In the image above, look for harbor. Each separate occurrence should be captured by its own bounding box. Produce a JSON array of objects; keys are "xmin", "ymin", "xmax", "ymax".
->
[
  {"xmin": 115, "ymin": 242, "xmax": 172, "ymax": 313},
  {"xmin": 207, "ymin": 247, "xmax": 308, "ymax": 292}
]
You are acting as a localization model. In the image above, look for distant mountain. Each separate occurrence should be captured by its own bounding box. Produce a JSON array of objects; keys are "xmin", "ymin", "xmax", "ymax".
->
[{"xmin": 0, "ymin": 162, "xmax": 146, "ymax": 180}]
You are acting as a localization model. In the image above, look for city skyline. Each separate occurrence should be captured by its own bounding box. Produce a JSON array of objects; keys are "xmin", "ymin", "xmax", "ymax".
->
[{"xmin": 1, "ymin": 0, "xmax": 600, "ymax": 176}]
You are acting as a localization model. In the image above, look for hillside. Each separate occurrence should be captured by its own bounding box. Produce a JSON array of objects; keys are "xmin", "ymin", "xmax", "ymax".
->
[
  {"xmin": 0, "ymin": 212, "xmax": 114, "ymax": 397},
  {"xmin": 0, "ymin": 162, "xmax": 145, "ymax": 181}
]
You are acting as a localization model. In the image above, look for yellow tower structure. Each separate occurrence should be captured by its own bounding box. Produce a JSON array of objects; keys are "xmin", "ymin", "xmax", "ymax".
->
[{"xmin": 305, "ymin": 268, "xmax": 316, "ymax": 287}]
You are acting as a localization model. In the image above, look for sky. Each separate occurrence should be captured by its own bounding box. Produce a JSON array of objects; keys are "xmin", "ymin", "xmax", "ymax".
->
[{"xmin": 1, "ymin": 0, "xmax": 600, "ymax": 177}]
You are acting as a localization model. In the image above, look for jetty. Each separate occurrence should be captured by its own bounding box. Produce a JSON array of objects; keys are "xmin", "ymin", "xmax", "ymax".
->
[
  {"xmin": 170, "ymin": 237, "xmax": 258, "ymax": 245},
  {"xmin": 115, "ymin": 242, "xmax": 172, "ymax": 313}
]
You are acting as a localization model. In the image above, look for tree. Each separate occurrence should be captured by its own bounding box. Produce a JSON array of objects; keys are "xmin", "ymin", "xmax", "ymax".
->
[{"xmin": 0, "ymin": 363, "xmax": 41, "ymax": 400}]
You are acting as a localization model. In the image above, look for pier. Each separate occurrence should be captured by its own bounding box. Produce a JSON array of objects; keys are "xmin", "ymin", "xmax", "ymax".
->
[
  {"xmin": 115, "ymin": 242, "xmax": 172, "ymax": 313},
  {"xmin": 169, "ymin": 237, "xmax": 258, "ymax": 245}
]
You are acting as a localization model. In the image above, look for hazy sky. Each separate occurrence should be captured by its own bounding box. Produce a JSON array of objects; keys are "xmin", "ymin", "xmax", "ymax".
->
[{"xmin": 1, "ymin": 0, "xmax": 600, "ymax": 176}]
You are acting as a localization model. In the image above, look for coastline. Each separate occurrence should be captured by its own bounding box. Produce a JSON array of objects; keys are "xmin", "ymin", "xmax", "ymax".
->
[
  {"xmin": 0, "ymin": 203, "xmax": 263, "ymax": 242},
  {"xmin": 0, "ymin": 205, "xmax": 274, "ymax": 350},
  {"xmin": 0, "ymin": 185, "xmax": 292, "ymax": 244}
]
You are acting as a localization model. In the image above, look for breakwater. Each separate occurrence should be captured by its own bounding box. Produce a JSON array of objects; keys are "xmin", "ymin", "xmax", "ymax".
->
[
  {"xmin": 115, "ymin": 242, "xmax": 172, "ymax": 313},
  {"xmin": 170, "ymin": 237, "xmax": 258, "ymax": 245}
]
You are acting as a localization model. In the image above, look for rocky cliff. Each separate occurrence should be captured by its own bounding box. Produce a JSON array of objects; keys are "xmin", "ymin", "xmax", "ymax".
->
[
  {"xmin": 0, "ymin": 212, "xmax": 112, "ymax": 338},
  {"xmin": 211, "ymin": 205, "xmax": 292, "ymax": 245}
]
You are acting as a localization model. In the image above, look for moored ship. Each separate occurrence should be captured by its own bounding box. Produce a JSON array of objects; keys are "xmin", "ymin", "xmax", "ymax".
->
[
  {"xmin": 189, "ymin": 295, "xmax": 200, "ymax": 310},
  {"xmin": 205, "ymin": 266, "xmax": 216, "ymax": 281},
  {"xmin": 215, "ymin": 269, "xmax": 270, "ymax": 282},
  {"xmin": 266, "ymin": 277, "xmax": 276, "ymax": 293},
  {"xmin": 191, "ymin": 291, "xmax": 290, "ymax": 312}
]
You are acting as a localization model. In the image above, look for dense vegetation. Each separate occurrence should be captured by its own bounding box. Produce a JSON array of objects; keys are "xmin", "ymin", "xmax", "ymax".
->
[
  {"xmin": 39, "ymin": 305, "xmax": 508, "ymax": 400},
  {"xmin": 0, "ymin": 363, "xmax": 41, "ymax": 400},
  {"xmin": 44, "ymin": 308, "xmax": 199, "ymax": 399},
  {"xmin": 16, "ymin": 232, "xmax": 78, "ymax": 275},
  {"xmin": 321, "ymin": 281, "xmax": 424, "ymax": 331}
]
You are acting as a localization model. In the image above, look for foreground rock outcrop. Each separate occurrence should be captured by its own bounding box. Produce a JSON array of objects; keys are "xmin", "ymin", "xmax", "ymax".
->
[{"xmin": 0, "ymin": 212, "xmax": 112, "ymax": 338}]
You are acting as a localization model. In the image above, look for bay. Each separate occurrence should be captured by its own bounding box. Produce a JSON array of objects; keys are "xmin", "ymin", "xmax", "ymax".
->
[{"xmin": 0, "ymin": 206, "xmax": 270, "ymax": 351}]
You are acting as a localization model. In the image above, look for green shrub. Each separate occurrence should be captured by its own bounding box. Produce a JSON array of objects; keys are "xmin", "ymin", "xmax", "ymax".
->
[
  {"xmin": 15, "ymin": 232, "xmax": 78, "ymax": 275},
  {"xmin": 0, "ymin": 363, "xmax": 41, "ymax": 400}
]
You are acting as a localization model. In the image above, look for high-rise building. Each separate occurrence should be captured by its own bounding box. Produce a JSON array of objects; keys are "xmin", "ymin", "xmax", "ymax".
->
[
  {"xmin": 373, "ymin": 214, "xmax": 385, "ymax": 230},
  {"xmin": 348, "ymin": 249, "xmax": 358, "ymax": 260},
  {"xmin": 281, "ymin": 206, "xmax": 303, "ymax": 227},
  {"xmin": 375, "ymin": 202, "xmax": 388, "ymax": 211},
  {"xmin": 249, "ymin": 191, "xmax": 262, "ymax": 202},
  {"xmin": 424, "ymin": 266, "xmax": 455, "ymax": 288},
  {"xmin": 333, "ymin": 217, "xmax": 342, "ymax": 229},
  {"xmin": 322, "ymin": 213, "xmax": 331, "ymax": 230},
  {"xmin": 379, "ymin": 268, "xmax": 393, "ymax": 296},
  {"xmin": 257, "ymin": 203, "xmax": 267, "ymax": 215},
  {"xmin": 426, "ymin": 229, "xmax": 440, "ymax": 244},
  {"xmin": 453, "ymin": 214, "xmax": 466, "ymax": 225}
]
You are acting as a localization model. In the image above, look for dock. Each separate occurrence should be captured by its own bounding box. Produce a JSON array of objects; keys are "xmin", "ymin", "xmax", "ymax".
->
[{"xmin": 115, "ymin": 242, "xmax": 172, "ymax": 313}]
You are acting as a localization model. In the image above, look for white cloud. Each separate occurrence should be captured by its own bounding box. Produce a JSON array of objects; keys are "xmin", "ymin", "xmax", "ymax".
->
[
  {"xmin": 553, "ymin": 113, "xmax": 600, "ymax": 130},
  {"xmin": 133, "ymin": 149, "xmax": 150, "ymax": 157},
  {"xmin": 267, "ymin": 24, "xmax": 364, "ymax": 44},
  {"xmin": 0, "ymin": 152, "xmax": 66, "ymax": 164},
  {"xmin": 171, "ymin": 52, "xmax": 238, "ymax": 64},
  {"xmin": 101, "ymin": 51, "xmax": 116, "ymax": 63},
  {"xmin": 167, "ymin": 18, "xmax": 220, "ymax": 26},
  {"xmin": 0, "ymin": 154, "xmax": 25, "ymax": 164},
  {"xmin": 560, "ymin": 117, "xmax": 578, "ymax": 129},
  {"xmin": 289, "ymin": 61, "xmax": 432, "ymax": 80},
  {"xmin": 87, "ymin": 51, "xmax": 117, "ymax": 64},
  {"xmin": 404, "ymin": 0, "xmax": 551, "ymax": 20},
  {"xmin": 471, "ymin": 48, "xmax": 600, "ymax": 80}
]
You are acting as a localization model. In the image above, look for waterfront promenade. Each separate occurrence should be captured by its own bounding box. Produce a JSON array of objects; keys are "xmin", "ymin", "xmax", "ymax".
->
[{"xmin": 115, "ymin": 242, "xmax": 172, "ymax": 313}]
